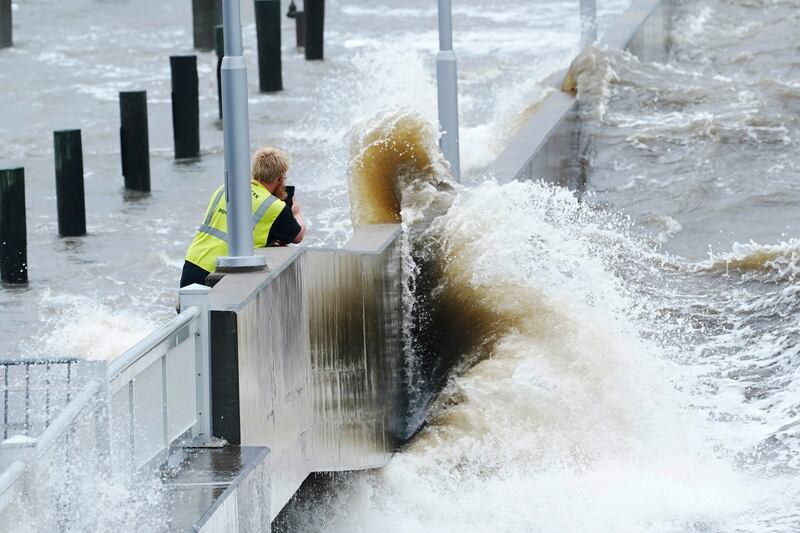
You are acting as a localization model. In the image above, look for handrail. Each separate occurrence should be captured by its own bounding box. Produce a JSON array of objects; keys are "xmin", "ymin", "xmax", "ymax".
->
[
  {"xmin": 0, "ymin": 379, "xmax": 101, "ymax": 511},
  {"xmin": 1, "ymin": 285, "xmax": 212, "ymax": 524},
  {"xmin": 35, "ymin": 380, "xmax": 101, "ymax": 456},
  {"xmin": 0, "ymin": 357, "xmax": 79, "ymax": 366},
  {"xmin": 107, "ymin": 306, "xmax": 200, "ymax": 382},
  {"xmin": 1, "ymin": 287, "xmax": 211, "ymax": 506},
  {"xmin": 0, "ymin": 460, "xmax": 25, "ymax": 504}
]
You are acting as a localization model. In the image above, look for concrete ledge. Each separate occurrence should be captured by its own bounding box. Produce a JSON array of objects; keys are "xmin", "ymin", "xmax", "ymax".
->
[
  {"xmin": 343, "ymin": 224, "xmax": 403, "ymax": 253},
  {"xmin": 486, "ymin": 80, "xmax": 579, "ymax": 185},
  {"xmin": 486, "ymin": 0, "xmax": 673, "ymax": 186},
  {"xmin": 160, "ymin": 446, "xmax": 271, "ymax": 532}
]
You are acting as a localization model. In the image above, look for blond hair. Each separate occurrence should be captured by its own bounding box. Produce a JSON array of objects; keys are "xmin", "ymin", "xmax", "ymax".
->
[{"xmin": 251, "ymin": 147, "xmax": 289, "ymax": 184}]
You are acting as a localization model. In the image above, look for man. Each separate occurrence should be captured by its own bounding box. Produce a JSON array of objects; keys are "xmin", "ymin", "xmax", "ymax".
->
[{"xmin": 180, "ymin": 147, "xmax": 306, "ymax": 288}]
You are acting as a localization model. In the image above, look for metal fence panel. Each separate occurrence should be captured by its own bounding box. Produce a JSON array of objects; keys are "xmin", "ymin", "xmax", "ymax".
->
[
  {"xmin": 0, "ymin": 287, "xmax": 212, "ymax": 527},
  {"xmin": 166, "ymin": 336, "xmax": 198, "ymax": 442},
  {"xmin": 132, "ymin": 356, "xmax": 167, "ymax": 469},
  {"xmin": 109, "ymin": 382, "xmax": 134, "ymax": 470}
]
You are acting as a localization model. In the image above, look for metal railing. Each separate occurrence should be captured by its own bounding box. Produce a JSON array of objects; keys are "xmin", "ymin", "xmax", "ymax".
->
[
  {"xmin": 0, "ymin": 283, "xmax": 213, "ymax": 518},
  {"xmin": 0, "ymin": 375, "xmax": 107, "ymax": 528},
  {"xmin": 1, "ymin": 357, "xmax": 80, "ymax": 441},
  {"xmin": 107, "ymin": 284, "xmax": 212, "ymax": 471}
]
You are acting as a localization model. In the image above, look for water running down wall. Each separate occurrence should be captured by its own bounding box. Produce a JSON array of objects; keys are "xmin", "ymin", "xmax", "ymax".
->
[{"xmin": 206, "ymin": 227, "xmax": 404, "ymax": 521}]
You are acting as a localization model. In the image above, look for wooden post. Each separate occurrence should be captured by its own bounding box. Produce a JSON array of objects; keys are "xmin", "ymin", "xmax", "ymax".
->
[
  {"xmin": 295, "ymin": 12, "xmax": 305, "ymax": 49},
  {"xmin": 286, "ymin": 0, "xmax": 304, "ymax": 49},
  {"xmin": 119, "ymin": 91, "xmax": 151, "ymax": 192},
  {"xmin": 304, "ymin": 0, "xmax": 324, "ymax": 60},
  {"xmin": 214, "ymin": 25, "xmax": 224, "ymax": 120},
  {"xmin": 53, "ymin": 130, "xmax": 86, "ymax": 237},
  {"xmin": 170, "ymin": 56, "xmax": 200, "ymax": 159},
  {"xmin": 0, "ymin": 168, "xmax": 27, "ymax": 285},
  {"xmin": 255, "ymin": 0, "xmax": 282, "ymax": 92},
  {"xmin": 0, "ymin": 0, "xmax": 11, "ymax": 49},
  {"xmin": 192, "ymin": 0, "xmax": 222, "ymax": 51}
]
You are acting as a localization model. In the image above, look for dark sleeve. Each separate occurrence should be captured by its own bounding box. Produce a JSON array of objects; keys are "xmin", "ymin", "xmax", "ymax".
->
[{"xmin": 266, "ymin": 204, "xmax": 302, "ymax": 246}]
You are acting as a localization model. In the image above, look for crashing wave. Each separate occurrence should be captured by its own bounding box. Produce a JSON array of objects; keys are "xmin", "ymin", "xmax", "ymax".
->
[
  {"xmin": 347, "ymin": 109, "xmax": 456, "ymax": 234},
  {"xmin": 695, "ymin": 239, "xmax": 800, "ymax": 281}
]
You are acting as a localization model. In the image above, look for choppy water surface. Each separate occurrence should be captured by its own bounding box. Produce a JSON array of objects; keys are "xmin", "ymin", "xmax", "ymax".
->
[
  {"xmin": 0, "ymin": 0, "xmax": 627, "ymax": 356},
  {"xmin": 3, "ymin": 0, "xmax": 800, "ymax": 531},
  {"xmin": 578, "ymin": 0, "xmax": 800, "ymax": 259}
]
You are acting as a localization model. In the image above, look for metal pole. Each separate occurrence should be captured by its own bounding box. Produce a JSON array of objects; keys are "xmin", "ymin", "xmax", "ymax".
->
[
  {"xmin": 580, "ymin": 0, "xmax": 597, "ymax": 49},
  {"xmin": 436, "ymin": 0, "xmax": 461, "ymax": 182},
  {"xmin": 217, "ymin": 0, "xmax": 266, "ymax": 271}
]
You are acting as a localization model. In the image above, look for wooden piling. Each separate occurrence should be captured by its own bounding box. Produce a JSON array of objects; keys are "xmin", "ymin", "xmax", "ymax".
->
[
  {"xmin": 255, "ymin": 0, "xmax": 283, "ymax": 92},
  {"xmin": 0, "ymin": 0, "xmax": 11, "ymax": 49},
  {"xmin": 214, "ymin": 24, "xmax": 224, "ymax": 120},
  {"xmin": 170, "ymin": 56, "xmax": 200, "ymax": 159},
  {"xmin": 295, "ymin": 12, "xmax": 305, "ymax": 49},
  {"xmin": 192, "ymin": 0, "xmax": 222, "ymax": 51},
  {"xmin": 53, "ymin": 130, "xmax": 86, "ymax": 237},
  {"xmin": 304, "ymin": 0, "xmax": 324, "ymax": 60},
  {"xmin": 0, "ymin": 168, "xmax": 27, "ymax": 285},
  {"xmin": 119, "ymin": 91, "xmax": 151, "ymax": 192}
]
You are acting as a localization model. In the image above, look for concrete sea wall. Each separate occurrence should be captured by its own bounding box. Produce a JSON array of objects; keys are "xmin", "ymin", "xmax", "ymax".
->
[
  {"xmin": 487, "ymin": 0, "xmax": 673, "ymax": 186},
  {"xmin": 207, "ymin": 224, "xmax": 406, "ymax": 520}
]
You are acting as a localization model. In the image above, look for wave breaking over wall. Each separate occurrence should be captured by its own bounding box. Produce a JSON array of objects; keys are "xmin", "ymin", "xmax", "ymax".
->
[
  {"xmin": 271, "ymin": 105, "xmax": 800, "ymax": 531},
  {"xmin": 346, "ymin": 110, "xmax": 458, "ymax": 431},
  {"xmin": 347, "ymin": 110, "xmax": 456, "ymax": 233},
  {"xmin": 281, "ymin": 171, "xmax": 780, "ymax": 531}
]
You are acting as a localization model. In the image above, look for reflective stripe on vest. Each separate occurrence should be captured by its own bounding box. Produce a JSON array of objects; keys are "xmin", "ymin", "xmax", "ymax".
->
[{"xmin": 185, "ymin": 182, "xmax": 285, "ymax": 272}]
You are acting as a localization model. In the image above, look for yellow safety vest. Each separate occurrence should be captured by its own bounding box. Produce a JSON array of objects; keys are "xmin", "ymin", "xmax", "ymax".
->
[{"xmin": 185, "ymin": 181, "xmax": 285, "ymax": 272}]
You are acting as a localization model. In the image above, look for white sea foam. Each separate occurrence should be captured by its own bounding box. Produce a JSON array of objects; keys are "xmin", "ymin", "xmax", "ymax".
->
[
  {"xmin": 280, "ymin": 180, "xmax": 787, "ymax": 532},
  {"xmin": 31, "ymin": 291, "xmax": 159, "ymax": 361}
]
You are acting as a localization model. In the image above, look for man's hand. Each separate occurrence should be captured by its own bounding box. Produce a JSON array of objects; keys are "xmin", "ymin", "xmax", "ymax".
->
[{"xmin": 291, "ymin": 197, "xmax": 306, "ymax": 244}]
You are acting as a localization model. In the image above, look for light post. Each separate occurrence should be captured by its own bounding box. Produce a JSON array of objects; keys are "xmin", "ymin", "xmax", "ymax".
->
[
  {"xmin": 217, "ymin": 0, "xmax": 267, "ymax": 272},
  {"xmin": 436, "ymin": 0, "xmax": 461, "ymax": 182}
]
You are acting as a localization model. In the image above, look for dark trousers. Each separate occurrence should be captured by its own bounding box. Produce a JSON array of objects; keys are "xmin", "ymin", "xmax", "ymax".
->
[{"xmin": 180, "ymin": 260, "xmax": 211, "ymax": 288}]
